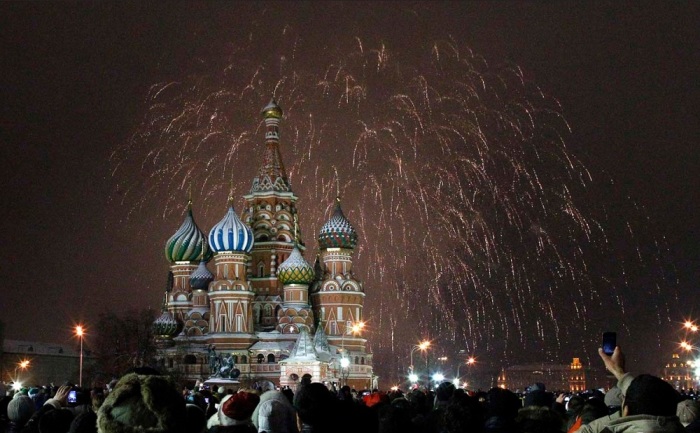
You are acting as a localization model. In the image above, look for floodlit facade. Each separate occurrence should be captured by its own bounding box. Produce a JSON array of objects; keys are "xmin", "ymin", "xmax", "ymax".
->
[{"xmin": 152, "ymin": 101, "xmax": 374, "ymax": 390}]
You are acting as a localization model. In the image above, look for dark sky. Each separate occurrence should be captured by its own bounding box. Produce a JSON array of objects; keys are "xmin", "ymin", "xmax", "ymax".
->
[{"xmin": 1, "ymin": 2, "xmax": 698, "ymax": 381}]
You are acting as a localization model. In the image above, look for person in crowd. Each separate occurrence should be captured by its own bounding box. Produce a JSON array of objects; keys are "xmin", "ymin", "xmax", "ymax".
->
[
  {"xmin": 96, "ymin": 372, "xmax": 187, "ymax": 433},
  {"xmin": 577, "ymin": 346, "xmax": 685, "ymax": 433},
  {"xmin": 206, "ymin": 391, "xmax": 259, "ymax": 433},
  {"xmin": 516, "ymin": 405, "xmax": 566, "ymax": 433},
  {"xmin": 677, "ymin": 399, "xmax": 700, "ymax": 428},
  {"xmin": 442, "ymin": 391, "xmax": 483, "ymax": 433},
  {"xmin": 483, "ymin": 387, "xmax": 521, "ymax": 433},
  {"xmin": 251, "ymin": 390, "xmax": 298, "ymax": 433},
  {"xmin": 6, "ymin": 395, "xmax": 35, "ymax": 432}
]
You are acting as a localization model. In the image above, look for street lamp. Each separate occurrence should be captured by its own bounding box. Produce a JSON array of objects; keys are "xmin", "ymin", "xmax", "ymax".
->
[
  {"xmin": 76, "ymin": 325, "xmax": 84, "ymax": 387},
  {"xmin": 409, "ymin": 340, "xmax": 430, "ymax": 374},
  {"xmin": 338, "ymin": 320, "xmax": 364, "ymax": 386},
  {"xmin": 456, "ymin": 356, "xmax": 476, "ymax": 387},
  {"xmin": 13, "ymin": 359, "xmax": 30, "ymax": 384}
]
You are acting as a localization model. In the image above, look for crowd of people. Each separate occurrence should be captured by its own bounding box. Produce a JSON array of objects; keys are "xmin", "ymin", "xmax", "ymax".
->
[{"xmin": 1, "ymin": 346, "xmax": 698, "ymax": 433}]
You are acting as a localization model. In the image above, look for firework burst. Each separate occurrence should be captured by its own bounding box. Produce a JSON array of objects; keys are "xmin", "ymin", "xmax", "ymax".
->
[{"xmin": 111, "ymin": 25, "xmax": 676, "ymax": 381}]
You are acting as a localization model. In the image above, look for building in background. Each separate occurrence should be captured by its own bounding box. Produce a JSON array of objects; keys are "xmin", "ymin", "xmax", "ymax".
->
[
  {"xmin": 1, "ymin": 339, "xmax": 85, "ymax": 386},
  {"xmin": 662, "ymin": 353, "xmax": 696, "ymax": 390},
  {"xmin": 497, "ymin": 358, "xmax": 589, "ymax": 391},
  {"xmin": 152, "ymin": 101, "xmax": 374, "ymax": 390}
]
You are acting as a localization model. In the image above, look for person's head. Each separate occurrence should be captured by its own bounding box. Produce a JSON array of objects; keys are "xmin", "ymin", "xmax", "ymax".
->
[
  {"xmin": 69, "ymin": 411, "xmax": 98, "ymax": 433},
  {"xmin": 7, "ymin": 395, "xmax": 35, "ymax": 426},
  {"xmin": 566, "ymin": 395, "xmax": 585, "ymax": 415},
  {"xmin": 96, "ymin": 373, "xmax": 186, "ymax": 433},
  {"xmin": 39, "ymin": 407, "xmax": 75, "ymax": 433},
  {"xmin": 623, "ymin": 374, "xmax": 679, "ymax": 417},
  {"xmin": 485, "ymin": 387, "xmax": 521, "ymax": 421},
  {"xmin": 443, "ymin": 393, "xmax": 482, "ymax": 433},
  {"xmin": 515, "ymin": 406, "xmax": 564, "ymax": 433},
  {"xmin": 218, "ymin": 391, "xmax": 260, "ymax": 426},
  {"xmin": 435, "ymin": 382, "xmax": 456, "ymax": 404},
  {"xmin": 579, "ymin": 397, "xmax": 609, "ymax": 425},
  {"xmin": 677, "ymin": 399, "xmax": 700, "ymax": 426},
  {"xmin": 294, "ymin": 382, "xmax": 335, "ymax": 427}
]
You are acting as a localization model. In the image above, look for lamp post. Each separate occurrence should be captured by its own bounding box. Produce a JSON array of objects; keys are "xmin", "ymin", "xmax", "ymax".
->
[
  {"xmin": 14, "ymin": 360, "xmax": 30, "ymax": 384},
  {"xmin": 409, "ymin": 340, "xmax": 430, "ymax": 385},
  {"xmin": 455, "ymin": 357, "xmax": 476, "ymax": 388},
  {"xmin": 339, "ymin": 321, "xmax": 364, "ymax": 386},
  {"xmin": 76, "ymin": 325, "xmax": 84, "ymax": 388}
]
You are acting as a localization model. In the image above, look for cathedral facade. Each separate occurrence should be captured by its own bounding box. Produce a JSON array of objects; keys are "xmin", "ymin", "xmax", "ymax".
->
[{"xmin": 152, "ymin": 101, "xmax": 375, "ymax": 390}]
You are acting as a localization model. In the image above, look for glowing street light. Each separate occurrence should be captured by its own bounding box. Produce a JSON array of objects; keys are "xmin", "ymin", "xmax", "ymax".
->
[
  {"xmin": 409, "ymin": 373, "xmax": 419, "ymax": 383},
  {"xmin": 432, "ymin": 372, "xmax": 444, "ymax": 382},
  {"xmin": 13, "ymin": 359, "xmax": 30, "ymax": 384},
  {"xmin": 76, "ymin": 325, "xmax": 85, "ymax": 387},
  {"xmin": 409, "ymin": 340, "xmax": 431, "ymax": 374}
]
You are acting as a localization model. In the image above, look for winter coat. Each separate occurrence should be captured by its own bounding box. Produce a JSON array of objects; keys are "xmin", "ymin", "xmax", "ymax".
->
[{"xmin": 599, "ymin": 414, "xmax": 685, "ymax": 433}]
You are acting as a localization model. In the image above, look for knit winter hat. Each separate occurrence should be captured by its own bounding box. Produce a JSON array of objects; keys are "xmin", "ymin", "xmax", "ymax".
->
[
  {"xmin": 8, "ymin": 395, "xmax": 35, "ymax": 425},
  {"xmin": 604, "ymin": 386, "xmax": 623, "ymax": 407},
  {"xmin": 677, "ymin": 399, "xmax": 700, "ymax": 426},
  {"xmin": 258, "ymin": 399, "xmax": 288, "ymax": 433},
  {"xmin": 96, "ymin": 373, "xmax": 186, "ymax": 433},
  {"xmin": 220, "ymin": 391, "xmax": 260, "ymax": 426}
]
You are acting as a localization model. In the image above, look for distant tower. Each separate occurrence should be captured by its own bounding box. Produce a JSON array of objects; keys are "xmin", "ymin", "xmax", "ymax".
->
[
  {"xmin": 276, "ymin": 217, "xmax": 315, "ymax": 334},
  {"xmin": 207, "ymin": 194, "xmax": 256, "ymax": 349},
  {"xmin": 183, "ymin": 243, "xmax": 214, "ymax": 338},
  {"xmin": 311, "ymin": 196, "xmax": 371, "ymax": 387},
  {"xmin": 164, "ymin": 199, "xmax": 210, "ymax": 328},
  {"xmin": 242, "ymin": 100, "xmax": 301, "ymax": 330}
]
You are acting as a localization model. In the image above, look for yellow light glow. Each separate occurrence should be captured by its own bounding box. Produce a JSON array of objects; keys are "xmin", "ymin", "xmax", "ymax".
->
[
  {"xmin": 419, "ymin": 340, "xmax": 431, "ymax": 351},
  {"xmin": 467, "ymin": 357, "xmax": 476, "ymax": 365},
  {"xmin": 75, "ymin": 325, "xmax": 84, "ymax": 336}
]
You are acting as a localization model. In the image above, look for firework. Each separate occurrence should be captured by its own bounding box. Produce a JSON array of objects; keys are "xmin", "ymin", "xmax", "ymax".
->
[{"xmin": 110, "ymin": 24, "xmax": 676, "ymax": 382}]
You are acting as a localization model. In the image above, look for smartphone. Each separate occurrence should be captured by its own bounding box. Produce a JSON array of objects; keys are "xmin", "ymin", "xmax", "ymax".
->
[
  {"xmin": 602, "ymin": 332, "xmax": 616, "ymax": 355},
  {"xmin": 68, "ymin": 390, "xmax": 77, "ymax": 404},
  {"xmin": 205, "ymin": 397, "xmax": 210, "ymax": 404}
]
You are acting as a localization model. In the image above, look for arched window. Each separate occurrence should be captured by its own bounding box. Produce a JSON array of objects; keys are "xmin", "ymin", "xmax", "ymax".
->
[
  {"xmin": 183, "ymin": 354, "xmax": 197, "ymax": 365},
  {"xmin": 258, "ymin": 262, "xmax": 265, "ymax": 278},
  {"xmin": 355, "ymin": 356, "xmax": 359, "ymax": 364},
  {"xmin": 267, "ymin": 354, "xmax": 275, "ymax": 363},
  {"xmin": 169, "ymin": 358, "xmax": 174, "ymax": 368},
  {"xmin": 257, "ymin": 354, "xmax": 264, "ymax": 364},
  {"xmin": 361, "ymin": 357, "xmax": 365, "ymax": 365},
  {"xmin": 232, "ymin": 355, "xmax": 239, "ymax": 364},
  {"xmin": 241, "ymin": 355, "xmax": 247, "ymax": 364}
]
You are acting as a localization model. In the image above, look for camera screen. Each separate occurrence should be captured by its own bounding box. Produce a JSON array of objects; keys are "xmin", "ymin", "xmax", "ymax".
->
[{"xmin": 68, "ymin": 390, "xmax": 77, "ymax": 403}]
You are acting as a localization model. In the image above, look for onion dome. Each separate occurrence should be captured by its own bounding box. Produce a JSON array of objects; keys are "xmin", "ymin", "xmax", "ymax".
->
[
  {"xmin": 165, "ymin": 201, "xmax": 210, "ymax": 262},
  {"xmin": 208, "ymin": 200, "xmax": 254, "ymax": 253},
  {"xmin": 152, "ymin": 309, "xmax": 181, "ymax": 338},
  {"xmin": 318, "ymin": 197, "xmax": 358, "ymax": 249},
  {"xmin": 278, "ymin": 246, "xmax": 315, "ymax": 285},
  {"xmin": 261, "ymin": 99, "xmax": 283, "ymax": 119},
  {"xmin": 189, "ymin": 260, "xmax": 214, "ymax": 291}
]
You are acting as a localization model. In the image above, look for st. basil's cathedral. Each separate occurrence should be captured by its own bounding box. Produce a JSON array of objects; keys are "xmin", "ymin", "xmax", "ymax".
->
[{"xmin": 151, "ymin": 100, "xmax": 375, "ymax": 390}]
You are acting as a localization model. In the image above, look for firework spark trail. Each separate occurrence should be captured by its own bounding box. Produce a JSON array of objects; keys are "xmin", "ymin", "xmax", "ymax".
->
[{"xmin": 109, "ymin": 27, "xmax": 676, "ymax": 379}]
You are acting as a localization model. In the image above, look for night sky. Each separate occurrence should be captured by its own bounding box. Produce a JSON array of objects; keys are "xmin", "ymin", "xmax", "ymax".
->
[{"xmin": 1, "ymin": 2, "xmax": 698, "ymax": 383}]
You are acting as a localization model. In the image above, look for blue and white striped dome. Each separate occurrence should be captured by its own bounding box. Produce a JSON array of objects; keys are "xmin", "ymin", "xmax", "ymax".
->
[{"xmin": 208, "ymin": 205, "xmax": 254, "ymax": 253}]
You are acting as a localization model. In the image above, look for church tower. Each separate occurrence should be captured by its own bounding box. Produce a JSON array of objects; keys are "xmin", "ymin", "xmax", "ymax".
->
[
  {"xmin": 207, "ymin": 195, "xmax": 256, "ymax": 349},
  {"xmin": 164, "ymin": 200, "xmax": 210, "ymax": 328},
  {"xmin": 242, "ymin": 100, "xmax": 302, "ymax": 331},
  {"xmin": 311, "ymin": 197, "xmax": 372, "ymax": 387},
  {"xmin": 276, "ymin": 217, "xmax": 316, "ymax": 334}
]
